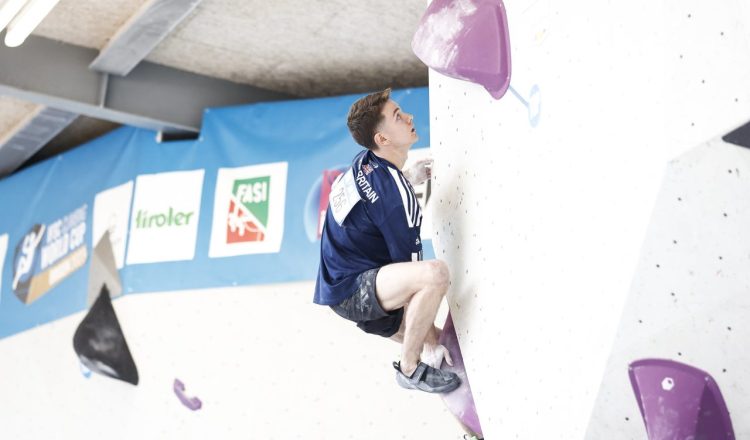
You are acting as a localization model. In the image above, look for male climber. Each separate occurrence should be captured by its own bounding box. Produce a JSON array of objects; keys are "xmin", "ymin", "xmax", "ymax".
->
[{"xmin": 314, "ymin": 88, "xmax": 460, "ymax": 393}]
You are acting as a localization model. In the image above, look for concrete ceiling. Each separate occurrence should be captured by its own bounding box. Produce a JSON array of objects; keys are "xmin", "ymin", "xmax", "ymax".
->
[
  {"xmin": 0, "ymin": 96, "xmax": 40, "ymax": 135},
  {"xmin": 1, "ymin": 0, "xmax": 429, "ymax": 175}
]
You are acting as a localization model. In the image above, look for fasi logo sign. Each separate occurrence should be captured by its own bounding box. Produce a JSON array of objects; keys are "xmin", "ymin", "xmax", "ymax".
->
[
  {"xmin": 227, "ymin": 176, "xmax": 271, "ymax": 243},
  {"xmin": 125, "ymin": 170, "xmax": 205, "ymax": 265},
  {"xmin": 210, "ymin": 162, "xmax": 288, "ymax": 257}
]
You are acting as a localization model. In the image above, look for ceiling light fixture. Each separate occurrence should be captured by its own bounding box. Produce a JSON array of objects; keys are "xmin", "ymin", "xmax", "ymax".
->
[
  {"xmin": 0, "ymin": 0, "xmax": 30, "ymax": 34},
  {"xmin": 4, "ymin": 0, "xmax": 59, "ymax": 48}
]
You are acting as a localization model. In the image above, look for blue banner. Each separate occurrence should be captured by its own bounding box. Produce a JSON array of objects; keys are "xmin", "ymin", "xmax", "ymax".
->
[{"xmin": 0, "ymin": 87, "xmax": 432, "ymax": 339}]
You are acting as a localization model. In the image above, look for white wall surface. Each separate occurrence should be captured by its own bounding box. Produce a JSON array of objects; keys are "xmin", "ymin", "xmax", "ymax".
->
[
  {"xmin": 585, "ymin": 138, "xmax": 750, "ymax": 438},
  {"xmin": 426, "ymin": 0, "xmax": 750, "ymax": 438},
  {"xmin": 0, "ymin": 282, "xmax": 460, "ymax": 439}
]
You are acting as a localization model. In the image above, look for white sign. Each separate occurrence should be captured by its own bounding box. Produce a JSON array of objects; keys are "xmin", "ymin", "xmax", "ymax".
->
[
  {"xmin": 93, "ymin": 181, "xmax": 133, "ymax": 269},
  {"xmin": 209, "ymin": 162, "xmax": 288, "ymax": 258},
  {"xmin": 126, "ymin": 170, "xmax": 205, "ymax": 265}
]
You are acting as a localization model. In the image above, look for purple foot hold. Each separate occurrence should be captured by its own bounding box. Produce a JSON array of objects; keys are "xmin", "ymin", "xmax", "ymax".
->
[
  {"xmin": 439, "ymin": 313, "xmax": 483, "ymax": 437},
  {"xmin": 629, "ymin": 359, "xmax": 734, "ymax": 440},
  {"xmin": 412, "ymin": 0, "xmax": 512, "ymax": 99},
  {"xmin": 174, "ymin": 378, "xmax": 202, "ymax": 411}
]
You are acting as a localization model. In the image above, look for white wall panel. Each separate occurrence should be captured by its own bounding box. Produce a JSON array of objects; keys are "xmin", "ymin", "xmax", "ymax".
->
[
  {"xmin": 0, "ymin": 282, "xmax": 459, "ymax": 439},
  {"xmin": 426, "ymin": 0, "xmax": 750, "ymax": 438},
  {"xmin": 586, "ymin": 139, "xmax": 750, "ymax": 438}
]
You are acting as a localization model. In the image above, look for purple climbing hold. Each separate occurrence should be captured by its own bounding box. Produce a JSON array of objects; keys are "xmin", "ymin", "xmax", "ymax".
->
[
  {"xmin": 438, "ymin": 313, "xmax": 483, "ymax": 438},
  {"xmin": 412, "ymin": 0, "xmax": 512, "ymax": 99},
  {"xmin": 174, "ymin": 378, "xmax": 202, "ymax": 411},
  {"xmin": 629, "ymin": 359, "xmax": 734, "ymax": 440}
]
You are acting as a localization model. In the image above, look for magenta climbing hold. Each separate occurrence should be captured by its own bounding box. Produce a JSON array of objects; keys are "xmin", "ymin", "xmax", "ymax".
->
[
  {"xmin": 438, "ymin": 312, "xmax": 483, "ymax": 438},
  {"xmin": 629, "ymin": 359, "xmax": 734, "ymax": 440},
  {"xmin": 412, "ymin": 0, "xmax": 512, "ymax": 99}
]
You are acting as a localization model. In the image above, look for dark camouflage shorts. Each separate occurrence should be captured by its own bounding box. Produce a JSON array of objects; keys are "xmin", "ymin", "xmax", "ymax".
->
[{"xmin": 330, "ymin": 268, "xmax": 404, "ymax": 338}]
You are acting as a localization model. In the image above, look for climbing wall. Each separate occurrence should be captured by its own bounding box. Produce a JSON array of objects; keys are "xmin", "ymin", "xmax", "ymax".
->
[
  {"xmin": 0, "ymin": 282, "xmax": 458, "ymax": 439},
  {"xmin": 585, "ymin": 136, "xmax": 750, "ymax": 438},
  {"xmin": 426, "ymin": 0, "xmax": 750, "ymax": 438}
]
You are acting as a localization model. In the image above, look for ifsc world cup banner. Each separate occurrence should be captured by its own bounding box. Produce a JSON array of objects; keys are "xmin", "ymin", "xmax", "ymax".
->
[{"xmin": 0, "ymin": 87, "xmax": 433, "ymax": 338}]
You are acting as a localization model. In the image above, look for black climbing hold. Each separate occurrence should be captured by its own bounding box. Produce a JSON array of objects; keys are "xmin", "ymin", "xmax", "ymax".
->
[
  {"xmin": 723, "ymin": 120, "xmax": 750, "ymax": 149},
  {"xmin": 73, "ymin": 285, "xmax": 139, "ymax": 385}
]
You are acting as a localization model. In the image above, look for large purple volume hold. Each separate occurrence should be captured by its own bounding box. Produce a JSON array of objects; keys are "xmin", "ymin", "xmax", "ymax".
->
[
  {"xmin": 629, "ymin": 359, "xmax": 734, "ymax": 440},
  {"xmin": 438, "ymin": 312, "xmax": 483, "ymax": 437},
  {"xmin": 411, "ymin": 0, "xmax": 512, "ymax": 99}
]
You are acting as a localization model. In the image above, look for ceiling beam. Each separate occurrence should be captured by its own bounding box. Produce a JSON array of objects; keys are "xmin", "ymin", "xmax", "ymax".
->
[
  {"xmin": 0, "ymin": 106, "xmax": 77, "ymax": 177},
  {"xmin": 0, "ymin": 35, "xmax": 292, "ymax": 135},
  {"xmin": 90, "ymin": 0, "xmax": 203, "ymax": 76},
  {"xmin": 0, "ymin": 1, "xmax": 206, "ymax": 179}
]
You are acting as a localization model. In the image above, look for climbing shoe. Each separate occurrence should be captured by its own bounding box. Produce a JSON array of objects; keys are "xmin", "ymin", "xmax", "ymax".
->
[{"xmin": 393, "ymin": 361, "xmax": 461, "ymax": 393}]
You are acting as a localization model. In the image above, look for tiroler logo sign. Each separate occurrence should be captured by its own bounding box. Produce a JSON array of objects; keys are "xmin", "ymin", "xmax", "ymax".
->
[
  {"xmin": 126, "ymin": 170, "xmax": 205, "ymax": 265},
  {"xmin": 135, "ymin": 208, "xmax": 195, "ymax": 229}
]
